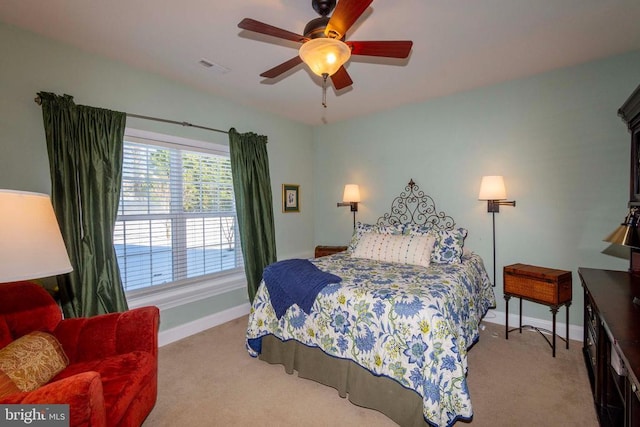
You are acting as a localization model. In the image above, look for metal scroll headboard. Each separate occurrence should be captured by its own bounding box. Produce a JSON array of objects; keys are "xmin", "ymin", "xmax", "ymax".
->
[{"xmin": 376, "ymin": 179, "xmax": 456, "ymax": 230}]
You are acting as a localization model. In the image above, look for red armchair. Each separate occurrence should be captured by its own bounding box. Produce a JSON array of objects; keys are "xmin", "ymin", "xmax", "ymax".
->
[{"xmin": 0, "ymin": 281, "xmax": 159, "ymax": 426}]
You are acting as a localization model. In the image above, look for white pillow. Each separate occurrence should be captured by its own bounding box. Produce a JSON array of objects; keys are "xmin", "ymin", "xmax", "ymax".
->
[
  {"xmin": 351, "ymin": 233, "xmax": 436, "ymax": 267},
  {"xmin": 347, "ymin": 222, "xmax": 404, "ymax": 252}
]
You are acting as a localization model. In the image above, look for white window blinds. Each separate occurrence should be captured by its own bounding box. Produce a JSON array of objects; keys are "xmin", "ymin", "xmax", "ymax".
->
[{"xmin": 114, "ymin": 135, "xmax": 242, "ymax": 292}]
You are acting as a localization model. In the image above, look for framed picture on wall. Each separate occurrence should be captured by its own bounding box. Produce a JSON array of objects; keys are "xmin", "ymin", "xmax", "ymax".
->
[{"xmin": 282, "ymin": 184, "xmax": 300, "ymax": 213}]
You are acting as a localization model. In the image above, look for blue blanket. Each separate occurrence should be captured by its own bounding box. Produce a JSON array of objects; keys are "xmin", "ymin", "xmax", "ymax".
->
[{"xmin": 263, "ymin": 259, "xmax": 342, "ymax": 318}]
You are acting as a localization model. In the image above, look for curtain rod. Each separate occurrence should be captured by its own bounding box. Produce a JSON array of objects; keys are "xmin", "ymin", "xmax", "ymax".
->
[
  {"xmin": 34, "ymin": 96, "xmax": 228, "ymax": 135},
  {"xmin": 126, "ymin": 113, "xmax": 228, "ymax": 135}
]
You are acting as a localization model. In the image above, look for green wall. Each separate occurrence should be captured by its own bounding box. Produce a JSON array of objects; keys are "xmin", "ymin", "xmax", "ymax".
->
[
  {"xmin": 3, "ymin": 20, "xmax": 639, "ymax": 332},
  {"xmin": 313, "ymin": 50, "xmax": 640, "ymax": 327},
  {"xmin": 0, "ymin": 23, "xmax": 316, "ymax": 331}
]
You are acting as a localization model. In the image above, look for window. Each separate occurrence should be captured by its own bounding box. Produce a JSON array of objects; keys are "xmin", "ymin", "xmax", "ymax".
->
[{"xmin": 114, "ymin": 130, "xmax": 243, "ymax": 295}]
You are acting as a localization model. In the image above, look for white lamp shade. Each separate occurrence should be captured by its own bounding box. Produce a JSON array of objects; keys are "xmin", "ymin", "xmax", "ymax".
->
[
  {"xmin": 478, "ymin": 176, "xmax": 507, "ymax": 200},
  {"xmin": 342, "ymin": 184, "xmax": 361, "ymax": 203},
  {"xmin": 0, "ymin": 190, "xmax": 73, "ymax": 282},
  {"xmin": 299, "ymin": 38, "xmax": 352, "ymax": 77}
]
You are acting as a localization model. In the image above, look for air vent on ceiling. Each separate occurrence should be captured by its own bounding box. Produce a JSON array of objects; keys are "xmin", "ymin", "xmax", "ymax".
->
[{"xmin": 198, "ymin": 59, "xmax": 230, "ymax": 74}]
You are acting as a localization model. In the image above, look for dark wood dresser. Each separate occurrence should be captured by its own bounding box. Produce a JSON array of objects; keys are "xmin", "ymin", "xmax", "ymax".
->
[{"xmin": 579, "ymin": 267, "xmax": 640, "ymax": 426}]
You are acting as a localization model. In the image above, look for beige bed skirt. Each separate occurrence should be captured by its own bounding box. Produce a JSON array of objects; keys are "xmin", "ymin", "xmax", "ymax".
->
[{"xmin": 260, "ymin": 335, "xmax": 430, "ymax": 427}]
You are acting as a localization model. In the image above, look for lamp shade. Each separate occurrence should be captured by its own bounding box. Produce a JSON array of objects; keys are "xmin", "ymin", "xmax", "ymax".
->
[
  {"xmin": 604, "ymin": 224, "xmax": 640, "ymax": 249},
  {"xmin": 0, "ymin": 190, "xmax": 72, "ymax": 282},
  {"xmin": 604, "ymin": 209, "xmax": 640, "ymax": 249},
  {"xmin": 604, "ymin": 224, "xmax": 629, "ymax": 246},
  {"xmin": 299, "ymin": 38, "xmax": 351, "ymax": 77},
  {"xmin": 478, "ymin": 176, "xmax": 507, "ymax": 200},
  {"xmin": 342, "ymin": 184, "xmax": 361, "ymax": 203}
]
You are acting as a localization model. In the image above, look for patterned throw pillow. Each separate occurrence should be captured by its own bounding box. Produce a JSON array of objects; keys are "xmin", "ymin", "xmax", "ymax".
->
[
  {"xmin": 430, "ymin": 228, "xmax": 468, "ymax": 264},
  {"xmin": 404, "ymin": 223, "xmax": 434, "ymax": 236},
  {"xmin": 406, "ymin": 224, "xmax": 468, "ymax": 264},
  {"xmin": 351, "ymin": 233, "xmax": 436, "ymax": 267},
  {"xmin": 0, "ymin": 331, "xmax": 69, "ymax": 392},
  {"xmin": 347, "ymin": 222, "xmax": 404, "ymax": 252}
]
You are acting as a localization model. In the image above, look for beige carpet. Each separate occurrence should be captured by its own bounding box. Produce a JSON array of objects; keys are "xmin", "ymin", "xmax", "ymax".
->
[{"xmin": 143, "ymin": 317, "xmax": 598, "ymax": 426}]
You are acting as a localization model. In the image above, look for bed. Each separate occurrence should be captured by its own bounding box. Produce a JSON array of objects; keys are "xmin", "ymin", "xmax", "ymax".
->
[{"xmin": 246, "ymin": 179, "xmax": 496, "ymax": 427}]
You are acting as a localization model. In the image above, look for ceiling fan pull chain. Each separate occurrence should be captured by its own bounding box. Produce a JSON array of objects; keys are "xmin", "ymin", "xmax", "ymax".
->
[{"xmin": 322, "ymin": 73, "xmax": 328, "ymax": 108}]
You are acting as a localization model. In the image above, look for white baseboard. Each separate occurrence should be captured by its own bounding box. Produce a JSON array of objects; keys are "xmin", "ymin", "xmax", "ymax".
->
[
  {"xmin": 481, "ymin": 309, "xmax": 583, "ymax": 342},
  {"xmin": 158, "ymin": 303, "xmax": 251, "ymax": 347},
  {"xmin": 157, "ymin": 306, "xmax": 584, "ymax": 348}
]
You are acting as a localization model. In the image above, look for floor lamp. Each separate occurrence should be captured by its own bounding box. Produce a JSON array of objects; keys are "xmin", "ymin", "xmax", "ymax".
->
[
  {"xmin": 478, "ymin": 176, "xmax": 516, "ymax": 287},
  {"xmin": 0, "ymin": 189, "xmax": 73, "ymax": 284}
]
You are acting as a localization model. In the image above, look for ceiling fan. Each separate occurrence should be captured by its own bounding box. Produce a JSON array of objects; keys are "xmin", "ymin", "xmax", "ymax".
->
[{"xmin": 238, "ymin": 0, "xmax": 413, "ymax": 105}]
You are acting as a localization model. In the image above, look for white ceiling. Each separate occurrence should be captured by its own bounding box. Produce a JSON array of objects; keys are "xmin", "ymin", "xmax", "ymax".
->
[{"xmin": 1, "ymin": 0, "xmax": 640, "ymax": 126}]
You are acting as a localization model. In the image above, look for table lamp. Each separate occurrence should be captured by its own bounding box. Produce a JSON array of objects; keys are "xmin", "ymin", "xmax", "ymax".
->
[{"xmin": 604, "ymin": 207, "xmax": 640, "ymax": 305}]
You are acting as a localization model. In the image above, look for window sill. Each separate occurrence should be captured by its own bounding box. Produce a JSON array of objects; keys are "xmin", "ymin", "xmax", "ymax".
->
[{"xmin": 126, "ymin": 271, "xmax": 246, "ymax": 311}]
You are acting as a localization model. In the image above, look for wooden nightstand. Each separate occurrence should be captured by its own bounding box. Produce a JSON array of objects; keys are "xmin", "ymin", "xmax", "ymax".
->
[
  {"xmin": 314, "ymin": 245, "xmax": 348, "ymax": 258},
  {"xmin": 503, "ymin": 263, "xmax": 572, "ymax": 357}
]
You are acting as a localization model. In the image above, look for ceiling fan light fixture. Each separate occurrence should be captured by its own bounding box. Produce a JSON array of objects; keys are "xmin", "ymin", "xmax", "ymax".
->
[{"xmin": 299, "ymin": 38, "xmax": 351, "ymax": 77}]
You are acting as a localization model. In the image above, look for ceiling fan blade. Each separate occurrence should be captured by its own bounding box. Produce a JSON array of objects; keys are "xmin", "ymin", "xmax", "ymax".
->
[
  {"xmin": 331, "ymin": 66, "xmax": 353, "ymax": 90},
  {"xmin": 238, "ymin": 18, "xmax": 307, "ymax": 43},
  {"xmin": 325, "ymin": 0, "xmax": 373, "ymax": 39},
  {"xmin": 347, "ymin": 40, "xmax": 413, "ymax": 58},
  {"xmin": 260, "ymin": 56, "xmax": 303, "ymax": 79}
]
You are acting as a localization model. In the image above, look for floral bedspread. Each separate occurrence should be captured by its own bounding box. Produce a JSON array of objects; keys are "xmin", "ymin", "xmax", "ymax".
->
[{"xmin": 246, "ymin": 251, "xmax": 496, "ymax": 427}]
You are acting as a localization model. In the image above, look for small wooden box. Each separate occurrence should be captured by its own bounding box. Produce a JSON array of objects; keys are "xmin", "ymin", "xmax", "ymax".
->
[
  {"xmin": 314, "ymin": 245, "xmax": 348, "ymax": 258},
  {"xmin": 504, "ymin": 263, "xmax": 572, "ymax": 306}
]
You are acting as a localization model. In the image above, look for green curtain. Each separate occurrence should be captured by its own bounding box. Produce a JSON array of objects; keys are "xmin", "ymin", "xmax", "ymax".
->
[
  {"xmin": 228, "ymin": 128, "xmax": 277, "ymax": 302},
  {"xmin": 38, "ymin": 92, "xmax": 129, "ymax": 317}
]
